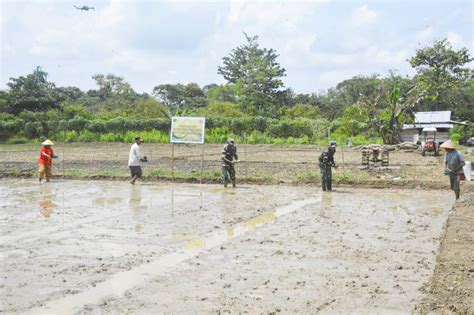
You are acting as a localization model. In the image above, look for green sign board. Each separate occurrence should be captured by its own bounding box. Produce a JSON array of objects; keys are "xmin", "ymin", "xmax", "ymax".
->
[{"xmin": 170, "ymin": 117, "xmax": 206, "ymax": 144}]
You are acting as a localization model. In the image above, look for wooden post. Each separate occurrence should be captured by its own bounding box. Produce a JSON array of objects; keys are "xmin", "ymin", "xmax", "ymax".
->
[
  {"xmin": 244, "ymin": 132, "xmax": 248, "ymax": 180},
  {"xmin": 200, "ymin": 142, "xmax": 205, "ymax": 184},
  {"xmin": 62, "ymin": 129, "xmax": 66, "ymax": 177},
  {"xmin": 171, "ymin": 143, "xmax": 175, "ymax": 182},
  {"xmin": 341, "ymin": 144, "xmax": 344, "ymax": 165}
]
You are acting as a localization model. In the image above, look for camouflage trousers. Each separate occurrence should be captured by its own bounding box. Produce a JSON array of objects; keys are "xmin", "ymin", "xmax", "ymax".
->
[
  {"xmin": 320, "ymin": 165, "xmax": 332, "ymax": 191},
  {"xmin": 222, "ymin": 164, "xmax": 236, "ymax": 184}
]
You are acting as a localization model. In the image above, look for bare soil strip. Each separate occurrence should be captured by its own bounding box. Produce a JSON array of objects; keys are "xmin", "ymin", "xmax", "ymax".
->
[{"xmin": 415, "ymin": 189, "xmax": 474, "ymax": 314}]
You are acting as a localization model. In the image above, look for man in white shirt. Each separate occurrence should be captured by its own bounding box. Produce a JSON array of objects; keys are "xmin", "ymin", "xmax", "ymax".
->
[{"xmin": 128, "ymin": 136, "xmax": 146, "ymax": 184}]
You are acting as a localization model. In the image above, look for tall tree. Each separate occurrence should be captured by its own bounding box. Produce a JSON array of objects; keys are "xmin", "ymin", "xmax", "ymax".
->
[
  {"xmin": 4, "ymin": 66, "xmax": 59, "ymax": 114},
  {"xmin": 218, "ymin": 33, "xmax": 286, "ymax": 117},
  {"xmin": 409, "ymin": 38, "xmax": 473, "ymax": 112},
  {"xmin": 87, "ymin": 74, "xmax": 139, "ymax": 112},
  {"xmin": 152, "ymin": 83, "xmax": 207, "ymax": 114}
]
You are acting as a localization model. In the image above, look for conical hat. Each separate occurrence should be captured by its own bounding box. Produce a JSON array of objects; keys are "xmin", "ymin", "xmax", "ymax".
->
[
  {"xmin": 440, "ymin": 140, "xmax": 455, "ymax": 149},
  {"xmin": 41, "ymin": 139, "xmax": 54, "ymax": 146}
]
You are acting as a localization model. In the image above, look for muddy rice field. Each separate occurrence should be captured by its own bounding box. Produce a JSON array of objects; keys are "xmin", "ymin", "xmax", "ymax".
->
[
  {"xmin": 0, "ymin": 143, "xmax": 461, "ymax": 186},
  {"xmin": 0, "ymin": 143, "xmax": 473, "ymax": 314}
]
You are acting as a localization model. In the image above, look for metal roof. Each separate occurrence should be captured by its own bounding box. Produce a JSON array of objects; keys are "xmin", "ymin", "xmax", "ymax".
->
[
  {"xmin": 403, "ymin": 123, "xmax": 453, "ymax": 129},
  {"xmin": 414, "ymin": 111, "xmax": 451, "ymax": 123}
]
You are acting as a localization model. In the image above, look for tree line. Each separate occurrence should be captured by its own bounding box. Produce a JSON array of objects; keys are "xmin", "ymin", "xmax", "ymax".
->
[{"xmin": 0, "ymin": 36, "xmax": 472, "ymax": 144}]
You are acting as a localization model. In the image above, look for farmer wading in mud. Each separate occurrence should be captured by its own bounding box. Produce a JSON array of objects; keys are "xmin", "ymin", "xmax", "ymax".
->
[
  {"xmin": 221, "ymin": 138, "xmax": 239, "ymax": 188},
  {"xmin": 319, "ymin": 141, "xmax": 338, "ymax": 191}
]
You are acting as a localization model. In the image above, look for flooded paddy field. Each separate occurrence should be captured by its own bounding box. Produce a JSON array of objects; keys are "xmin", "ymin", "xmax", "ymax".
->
[{"xmin": 0, "ymin": 179, "xmax": 453, "ymax": 314}]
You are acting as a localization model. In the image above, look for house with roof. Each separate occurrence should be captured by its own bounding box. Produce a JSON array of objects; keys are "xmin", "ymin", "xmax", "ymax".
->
[{"xmin": 400, "ymin": 111, "xmax": 459, "ymax": 144}]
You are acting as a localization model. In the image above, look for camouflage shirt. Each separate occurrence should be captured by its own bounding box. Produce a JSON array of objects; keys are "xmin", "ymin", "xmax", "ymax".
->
[
  {"xmin": 221, "ymin": 144, "xmax": 238, "ymax": 166},
  {"xmin": 318, "ymin": 148, "xmax": 335, "ymax": 167}
]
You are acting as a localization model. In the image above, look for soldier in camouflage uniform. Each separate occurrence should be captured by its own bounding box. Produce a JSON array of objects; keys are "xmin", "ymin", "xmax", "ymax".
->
[
  {"xmin": 318, "ymin": 141, "xmax": 338, "ymax": 191},
  {"xmin": 221, "ymin": 138, "xmax": 238, "ymax": 188}
]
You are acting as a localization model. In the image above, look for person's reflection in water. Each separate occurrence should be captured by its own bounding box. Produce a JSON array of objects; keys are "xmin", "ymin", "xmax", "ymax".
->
[
  {"xmin": 320, "ymin": 190, "xmax": 333, "ymax": 219},
  {"xmin": 129, "ymin": 186, "xmax": 145, "ymax": 233},
  {"xmin": 38, "ymin": 185, "xmax": 54, "ymax": 218}
]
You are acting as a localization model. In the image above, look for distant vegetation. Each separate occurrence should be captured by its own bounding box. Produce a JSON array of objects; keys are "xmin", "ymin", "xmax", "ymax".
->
[{"xmin": 1, "ymin": 37, "xmax": 472, "ymax": 145}]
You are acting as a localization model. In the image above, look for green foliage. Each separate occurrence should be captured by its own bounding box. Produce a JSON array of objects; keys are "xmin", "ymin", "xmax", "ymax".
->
[
  {"xmin": 128, "ymin": 98, "xmax": 169, "ymax": 119},
  {"xmin": 282, "ymin": 104, "xmax": 320, "ymax": 119},
  {"xmin": 5, "ymin": 137, "xmax": 29, "ymax": 144},
  {"xmin": 218, "ymin": 33, "xmax": 286, "ymax": 117},
  {"xmin": 4, "ymin": 66, "xmax": 60, "ymax": 114},
  {"xmin": 339, "ymin": 105, "xmax": 369, "ymax": 137},
  {"xmin": 205, "ymin": 84, "xmax": 237, "ymax": 103},
  {"xmin": 0, "ymin": 118, "xmax": 22, "ymax": 141},
  {"xmin": 410, "ymin": 38, "xmax": 473, "ymax": 112},
  {"xmin": 199, "ymin": 101, "xmax": 244, "ymax": 117},
  {"xmin": 152, "ymin": 83, "xmax": 208, "ymax": 114}
]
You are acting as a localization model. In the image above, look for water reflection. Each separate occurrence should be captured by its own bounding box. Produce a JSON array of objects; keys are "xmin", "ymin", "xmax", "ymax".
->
[
  {"xmin": 184, "ymin": 199, "xmax": 317, "ymax": 250},
  {"xmin": 38, "ymin": 185, "xmax": 54, "ymax": 218},
  {"xmin": 129, "ymin": 186, "xmax": 146, "ymax": 233}
]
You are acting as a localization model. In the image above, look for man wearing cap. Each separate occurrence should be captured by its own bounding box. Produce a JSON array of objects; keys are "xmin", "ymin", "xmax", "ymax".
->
[
  {"xmin": 318, "ymin": 141, "xmax": 338, "ymax": 191},
  {"xmin": 128, "ymin": 136, "xmax": 147, "ymax": 185},
  {"xmin": 440, "ymin": 140, "xmax": 465, "ymax": 200},
  {"xmin": 221, "ymin": 138, "xmax": 238, "ymax": 188},
  {"xmin": 38, "ymin": 139, "xmax": 55, "ymax": 183}
]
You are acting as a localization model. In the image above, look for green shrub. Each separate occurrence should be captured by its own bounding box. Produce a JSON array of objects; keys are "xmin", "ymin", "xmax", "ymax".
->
[{"xmin": 6, "ymin": 137, "xmax": 29, "ymax": 144}]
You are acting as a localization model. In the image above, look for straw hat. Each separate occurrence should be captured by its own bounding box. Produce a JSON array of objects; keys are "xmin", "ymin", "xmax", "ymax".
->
[
  {"xmin": 41, "ymin": 139, "xmax": 54, "ymax": 146},
  {"xmin": 440, "ymin": 140, "xmax": 455, "ymax": 149}
]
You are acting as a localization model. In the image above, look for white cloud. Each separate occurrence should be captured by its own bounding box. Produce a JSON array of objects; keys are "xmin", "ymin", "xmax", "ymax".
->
[
  {"xmin": 447, "ymin": 31, "xmax": 468, "ymax": 49},
  {"xmin": 1, "ymin": 0, "xmax": 471, "ymax": 94},
  {"xmin": 351, "ymin": 5, "xmax": 378, "ymax": 27},
  {"xmin": 415, "ymin": 26, "xmax": 434, "ymax": 42}
]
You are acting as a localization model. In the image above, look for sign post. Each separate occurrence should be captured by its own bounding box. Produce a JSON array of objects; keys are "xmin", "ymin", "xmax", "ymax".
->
[{"xmin": 170, "ymin": 117, "xmax": 206, "ymax": 183}]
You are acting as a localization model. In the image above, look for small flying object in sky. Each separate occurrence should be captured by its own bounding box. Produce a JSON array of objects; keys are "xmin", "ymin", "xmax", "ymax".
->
[{"xmin": 74, "ymin": 5, "xmax": 94, "ymax": 11}]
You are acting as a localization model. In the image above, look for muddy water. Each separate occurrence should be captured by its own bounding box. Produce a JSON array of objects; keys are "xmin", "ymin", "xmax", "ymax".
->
[{"xmin": 0, "ymin": 179, "xmax": 452, "ymax": 314}]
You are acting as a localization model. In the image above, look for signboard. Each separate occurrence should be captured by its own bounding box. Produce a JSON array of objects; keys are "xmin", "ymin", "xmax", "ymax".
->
[{"xmin": 170, "ymin": 117, "xmax": 206, "ymax": 144}]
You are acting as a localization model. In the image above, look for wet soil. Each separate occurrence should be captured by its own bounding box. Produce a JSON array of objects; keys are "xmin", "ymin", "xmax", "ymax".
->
[
  {"xmin": 0, "ymin": 143, "xmax": 465, "ymax": 188},
  {"xmin": 0, "ymin": 179, "xmax": 456, "ymax": 314},
  {"xmin": 415, "ymin": 189, "xmax": 474, "ymax": 314}
]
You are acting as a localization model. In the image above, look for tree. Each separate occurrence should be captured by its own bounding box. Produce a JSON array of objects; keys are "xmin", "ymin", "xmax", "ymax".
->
[
  {"xmin": 379, "ymin": 80, "xmax": 422, "ymax": 144},
  {"xmin": 339, "ymin": 104, "xmax": 369, "ymax": 137},
  {"xmin": 128, "ymin": 98, "xmax": 169, "ymax": 119},
  {"xmin": 87, "ymin": 74, "xmax": 139, "ymax": 113},
  {"xmin": 205, "ymin": 84, "xmax": 238, "ymax": 103},
  {"xmin": 152, "ymin": 83, "xmax": 208, "ymax": 114},
  {"xmin": 4, "ymin": 67, "xmax": 60, "ymax": 114},
  {"xmin": 283, "ymin": 104, "xmax": 320, "ymax": 119},
  {"xmin": 409, "ymin": 38, "xmax": 473, "ymax": 111},
  {"xmin": 218, "ymin": 33, "xmax": 286, "ymax": 117},
  {"xmin": 200, "ymin": 101, "xmax": 244, "ymax": 117}
]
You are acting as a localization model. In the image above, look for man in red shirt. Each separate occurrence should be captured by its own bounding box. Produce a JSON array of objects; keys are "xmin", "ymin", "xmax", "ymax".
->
[{"xmin": 39, "ymin": 139, "xmax": 54, "ymax": 182}]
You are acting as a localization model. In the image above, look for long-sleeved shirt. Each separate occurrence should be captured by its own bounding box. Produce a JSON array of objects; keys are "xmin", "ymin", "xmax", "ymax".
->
[
  {"xmin": 39, "ymin": 147, "xmax": 54, "ymax": 165},
  {"xmin": 221, "ymin": 144, "xmax": 238, "ymax": 166},
  {"xmin": 444, "ymin": 150, "xmax": 465, "ymax": 174},
  {"xmin": 128, "ymin": 143, "xmax": 142, "ymax": 166}
]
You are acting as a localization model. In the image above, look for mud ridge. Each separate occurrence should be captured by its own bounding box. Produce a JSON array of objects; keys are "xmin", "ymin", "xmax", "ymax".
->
[{"xmin": 415, "ymin": 186, "xmax": 474, "ymax": 314}]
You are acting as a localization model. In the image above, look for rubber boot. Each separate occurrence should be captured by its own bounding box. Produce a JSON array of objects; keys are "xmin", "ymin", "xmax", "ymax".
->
[
  {"xmin": 224, "ymin": 180, "xmax": 228, "ymax": 188},
  {"xmin": 455, "ymin": 189, "xmax": 460, "ymax": 200},
  {"xmin": 232, "ymin": 180, "xmax": 236, "ymax": 188}
]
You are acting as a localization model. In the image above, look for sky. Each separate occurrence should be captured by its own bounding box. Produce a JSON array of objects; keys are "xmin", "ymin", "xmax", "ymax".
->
[{"xmin": 1, "ymin": 0, "xmax": 472, "ymax": 94}]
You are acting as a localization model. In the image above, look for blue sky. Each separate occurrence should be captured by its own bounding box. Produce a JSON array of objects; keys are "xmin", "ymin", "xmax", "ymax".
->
[{"xmin": 1, "ymin": 0, "xmax": 472, "ymax": 94}]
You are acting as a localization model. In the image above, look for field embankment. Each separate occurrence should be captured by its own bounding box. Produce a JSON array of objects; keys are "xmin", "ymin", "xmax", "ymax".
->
[{"xmin": 1, "ymin": 143, "xmax": 471, "ymax": 189}]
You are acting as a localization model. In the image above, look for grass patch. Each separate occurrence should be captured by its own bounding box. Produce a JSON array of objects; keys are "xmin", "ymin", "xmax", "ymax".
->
[{"xmin": 297, "ymin": 171, "xmax": 321, "ymax": 181}]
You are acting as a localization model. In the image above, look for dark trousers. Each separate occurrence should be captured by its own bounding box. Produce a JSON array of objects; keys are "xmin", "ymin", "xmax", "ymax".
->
[
  {"xmin": 321, "ymin": 165, "xmax": 332, "ymax": 191},
  {"xmin": 222, "ymin": 164, "xmax": 236, "ymax": 183}
]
